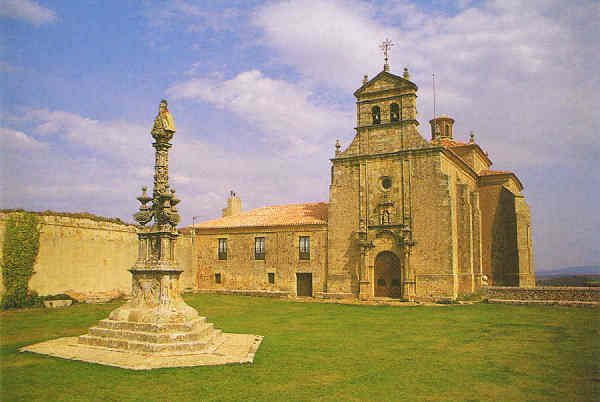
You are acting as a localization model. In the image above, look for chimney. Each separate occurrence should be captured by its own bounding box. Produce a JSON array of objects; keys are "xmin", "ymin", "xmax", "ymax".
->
[
  {"xmin": 429, "ymin": 114, "xmax": 455, "ymax": 142},
  {"xmin": 222, "ymin": 191, "xmax": 242, "ymax": 217}
]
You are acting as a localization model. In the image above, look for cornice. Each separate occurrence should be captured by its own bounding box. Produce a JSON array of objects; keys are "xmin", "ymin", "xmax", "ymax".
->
[
  {"xmin": 478, "ymin": 173, "xmax": 523, "ymax": 191},
  {"xmin": 355, "ymin": 119, "xmax": 420, "ymax": 130},
  {"xmin": 438, "ymin": 148, "xmax": 479, "ymax": 181},
  {"xmin": 356, "ymin": 93, "xmax": 417, "ymax": 105},
  {"xmin": 450, "ymin": 143, "xmax": 493, "ymax": 167},
  {"xmin": 332, "ymin": 145, "xmax": 443, "ymax": 163},
  {"xmin": 193, "ymin": 223, "xmax": 328, "ymax": 235}
]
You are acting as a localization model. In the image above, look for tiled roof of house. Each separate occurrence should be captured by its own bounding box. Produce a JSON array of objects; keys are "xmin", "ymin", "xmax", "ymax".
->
[
  {"xmin": 193, "ymin": 202, "xmax": 328, "ymax": 229},
  {"xmin": 435, "ymin": 138, "xmax": 469, "ymax": 148}
]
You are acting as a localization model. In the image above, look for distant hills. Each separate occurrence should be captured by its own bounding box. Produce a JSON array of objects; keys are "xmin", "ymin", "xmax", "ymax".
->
[{"xmin": 536, "ymin": 265, "xmax": 599, "ymax": 277}]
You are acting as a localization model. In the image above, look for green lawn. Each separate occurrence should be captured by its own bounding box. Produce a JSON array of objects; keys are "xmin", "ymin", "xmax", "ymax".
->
[{"xmin": 1, "ymin": 295, "xmax": 598, "ymax": 401}]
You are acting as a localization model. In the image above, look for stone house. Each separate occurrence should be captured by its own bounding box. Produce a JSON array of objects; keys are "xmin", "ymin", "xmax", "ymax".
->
[{"xmin": 189, "ymin": 66, "xmax": 535, "ymax": 301}]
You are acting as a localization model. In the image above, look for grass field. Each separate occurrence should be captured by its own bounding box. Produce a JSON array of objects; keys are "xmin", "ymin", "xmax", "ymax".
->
[{"xmin": 1, "ymin": 294, "xmax": 598, "ymax": 401}]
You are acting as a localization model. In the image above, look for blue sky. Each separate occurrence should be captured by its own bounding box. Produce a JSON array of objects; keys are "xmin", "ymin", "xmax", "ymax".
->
[{"xmin": 1, "ymin": 0, "xmax": 598, "ymax": 271}]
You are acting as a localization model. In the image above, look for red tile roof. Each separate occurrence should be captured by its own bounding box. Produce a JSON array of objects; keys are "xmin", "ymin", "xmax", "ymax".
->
[
  {"xmin": 435, "ymin": 138, "xmax": 469, "ymax": 148},
  {"xmin": 193, "ymin": 202, "xmax": 328, "ymax": 229}
]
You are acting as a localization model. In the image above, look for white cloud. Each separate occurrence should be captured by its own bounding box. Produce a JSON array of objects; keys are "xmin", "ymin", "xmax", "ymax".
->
[
  {"xmin": 143, "ymin": 0, "xmax": 243, "ymax": 33},
  {"xmin": 0, "ymin": 0, "xmax": 57, "ymax": 25},
  {"xmin": 26, "ymin": 109, "xmax": 148, "ymax": 161},
  {"xmin": 253, "ymin": 0, "xmax": 390, "ymax": 91},
  {"xmin": 1, "ymin": 108, "xmax": 331, "ymax": 228},
  {"xmin": 166, "ymin": 70, "xmax": 352, "ymax": 153},
  {"xmin": 0, "ymin": 127, "xmax": 47, "ymax": 151},
  {"xmin": 250, "ymin": 0, "xmax": 599, "ymax": 168}
]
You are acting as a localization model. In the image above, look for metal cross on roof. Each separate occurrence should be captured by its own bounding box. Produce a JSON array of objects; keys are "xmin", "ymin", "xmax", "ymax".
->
[{"xmin": 380, "ymin": 39, "xmax": 394, "ymax": 65}]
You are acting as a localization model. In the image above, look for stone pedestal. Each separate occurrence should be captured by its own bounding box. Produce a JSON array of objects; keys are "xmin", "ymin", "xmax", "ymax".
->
[{"xmin": 77, "ymin": 267, "xmax": 226, "ymax": 356}]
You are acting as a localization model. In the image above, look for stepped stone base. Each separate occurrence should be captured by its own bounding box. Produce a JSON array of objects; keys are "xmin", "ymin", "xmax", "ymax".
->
[
  {"xmin": 20, "ymin": 332, "xmax": 263, "ymax": 370},
  {"xmin": 77, "ymin": 316, "xmax": 225, "ymax": 355},
  {"xmin": 21, "ymin": 311, "xmax": 264, "ymax": 369}
]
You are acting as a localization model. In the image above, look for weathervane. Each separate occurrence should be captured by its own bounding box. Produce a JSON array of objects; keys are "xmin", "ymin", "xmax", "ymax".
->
[{"xmin": 380, "ymin": 39, "xmax": 394, "ymax": 70}]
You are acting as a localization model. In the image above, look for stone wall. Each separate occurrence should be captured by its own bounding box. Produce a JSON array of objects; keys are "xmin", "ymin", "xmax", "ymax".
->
[
  {"xmin": 0, "ymin": 212, "xmax": 137, "ymax": 296},
  {"xmin": 0, "ymin": 211, "xmax": 234, "ymax": 298},
  {"xmin": 176, "ymin": 233, "xmax": 195, "ymax": 291},
  {"xmin": 484, "ymin": 286, "xmax": 600, "ymax": 302},
  {"xmin": 194, "ymin": 225, "xmax": 328, "ymax": 297}
]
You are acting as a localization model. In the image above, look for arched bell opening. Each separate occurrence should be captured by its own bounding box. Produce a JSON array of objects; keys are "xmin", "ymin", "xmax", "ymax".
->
[{"xmin": 373, "ymin": 251, "xmax": 403, "ymax": 298}]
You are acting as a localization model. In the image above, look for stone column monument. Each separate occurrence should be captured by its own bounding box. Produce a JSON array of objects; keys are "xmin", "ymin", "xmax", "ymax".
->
[
  {"xmin": 22, "ymin": 101, "xmax": 263, "ymax": 369},
  {"xmin": 106, "ymin": 99, "xmax": 199, "ymax": 326}
]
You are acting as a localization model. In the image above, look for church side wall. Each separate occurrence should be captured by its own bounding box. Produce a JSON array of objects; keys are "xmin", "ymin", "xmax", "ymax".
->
[
  {"xmin": 471, "ymin": 192, "xmax": 484, "ymax": 286},
  {"xmin": 440, "ymin": 155, "xmax": 481, "ymax": 295},
  {"xmin": 479, "ymin": 184, "xmax": 500, "ymax": 283},
  {"xmin": 514, "ymin": 196, "xmax": 535, "ymax": 287},
  {"xmin": 479, "ymin": 183, "xmax": 522, "ymax": 286},
  {"xmin": 194, "ymin": 226, "xmax": 327, "ymax": 297},
  {"xmin": 409, "ymin": 153, "xmax": 457, "ymax": 299},
  {"xmin": 0, "ymin": 212, "xmax": 137, "ymax": 297},
  {"xmin": 327, "ymin": 161, "xmax": 361, "ymax": 297}
]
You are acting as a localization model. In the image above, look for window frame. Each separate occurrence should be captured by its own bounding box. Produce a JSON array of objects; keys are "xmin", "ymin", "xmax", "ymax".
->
[
  {"xmin": 299, "ymin": 236, "xmax": 310, "ymax": 260},
  {"xmin": 255, "ymin": 237, "xmax": 265, "ymax": 260},
  {"xmin": 218, "ymin": 238, "xmax": 227, "ymax": 260}
]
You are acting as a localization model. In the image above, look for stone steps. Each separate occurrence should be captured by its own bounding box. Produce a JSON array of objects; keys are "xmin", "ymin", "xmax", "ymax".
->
[
  {"xmin": 96, "ymin": 317, "xmax": 207, "ymax": 333},
  {"xmin": 88, "ymin": 322, "xmax": 215, "ymax": 343},
  {"xmin": 77, "ymin": 315, "xmax": 227, "ymax": 355},
  {"xmin": 78, "ymin": 329, "xmax": 224, "ymax": 354}
]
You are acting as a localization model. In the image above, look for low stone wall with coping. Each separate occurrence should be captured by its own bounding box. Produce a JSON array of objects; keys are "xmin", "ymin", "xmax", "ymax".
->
[{"xmin": 484, "ymin": 286, "xmax": 600, "ymax": 302}]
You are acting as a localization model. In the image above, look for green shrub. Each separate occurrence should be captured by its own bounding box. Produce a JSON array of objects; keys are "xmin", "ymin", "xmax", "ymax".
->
[{"xmin": 1, "ymin": 213, "xmax": 42, "ymax": 309}]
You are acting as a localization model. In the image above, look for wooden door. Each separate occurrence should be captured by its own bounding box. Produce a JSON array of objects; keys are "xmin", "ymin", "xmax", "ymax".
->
[{"xmin": 296, "ymin": 273, "xmax": 313, "ymax": 297}]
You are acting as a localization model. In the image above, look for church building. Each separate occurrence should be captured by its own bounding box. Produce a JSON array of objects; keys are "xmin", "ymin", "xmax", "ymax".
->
[{"xmin": 188, "ymin": 63, "xmax": 535, "ymax": 301}]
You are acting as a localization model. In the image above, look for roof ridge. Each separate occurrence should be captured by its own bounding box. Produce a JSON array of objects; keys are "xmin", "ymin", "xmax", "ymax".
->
[{"xmin": 191, "ymin": 201, "xmax": 329, "ymax": 229}]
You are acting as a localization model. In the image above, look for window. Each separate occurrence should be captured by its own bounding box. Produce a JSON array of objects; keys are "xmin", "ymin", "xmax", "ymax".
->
[
  {"xmin": 445, "ymin": 124, "xmax": 450, "ymax": 137},
  {"xmin": 218, "ymin": 238, "xmax": 227, "ymax": 260},
  {"xmin": 391, "ymin": 279, "xmax": 401, "ymax": 287},
  {"xmin": 371, "ymin": 106, "xmax": 381, "ymax": 124},
  {"xmin": 381, "ymin": 177, "xmax": 392, "ymax": 190},
  {"xmin": 268, "ymin": 272, "xmax": 275, "ymax": 284},
  {"xmin": 215, "ymin": 273, "xmax": 221, "ymax": 284},
  {"xmin": 255, "ymin": 237, "xmax": 265, "ymax": 260},
  {"xmin": 299, "ymin": 236, "xmax": 310, "ymax": 260},
  {"xmin": 390, "ymin": 103, "xmax": 400, "ymax": 121}
]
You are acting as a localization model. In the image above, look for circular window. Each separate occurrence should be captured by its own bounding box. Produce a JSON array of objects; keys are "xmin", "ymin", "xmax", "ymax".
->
[{"xmin": 380, "ymin": 176, "xmax": 392, "ymax": 190}]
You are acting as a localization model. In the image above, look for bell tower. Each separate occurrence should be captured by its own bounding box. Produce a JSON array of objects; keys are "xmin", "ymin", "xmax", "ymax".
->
[{"xmin": 327, "ymin": 42, "xmax": 430, "ymax": 301}]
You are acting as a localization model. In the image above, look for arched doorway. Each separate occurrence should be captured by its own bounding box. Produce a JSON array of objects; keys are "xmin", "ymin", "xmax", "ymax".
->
[{"xmin": 374, "ymin": 251, "xmax": 403, "ymax": 298}]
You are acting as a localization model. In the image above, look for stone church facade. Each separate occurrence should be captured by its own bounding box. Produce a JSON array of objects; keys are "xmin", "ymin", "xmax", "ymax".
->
[{"xmin": 189, "ymin": 66, "xmax": 535, "ymax": 301}]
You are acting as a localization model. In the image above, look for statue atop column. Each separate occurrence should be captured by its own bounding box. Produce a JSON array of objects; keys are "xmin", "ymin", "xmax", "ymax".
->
[
  {"xmin": 109, "ymin": 99, "xmax": 192, "ymax": 323},
  {"xmin": 152, "ymin": 100, "xmax": 176, "ymax": 140},
  {"xmin": 134, "ymin": 100, "xmax": 180, "ymax": 231}
]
